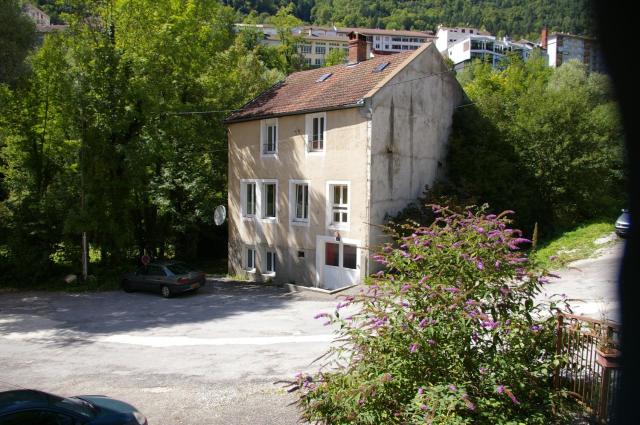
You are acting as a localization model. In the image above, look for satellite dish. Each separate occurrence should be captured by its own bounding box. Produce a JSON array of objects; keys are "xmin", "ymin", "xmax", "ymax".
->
[{"xmin": 214, "ymin": 205, "xmax": 227, "ymax": 226}]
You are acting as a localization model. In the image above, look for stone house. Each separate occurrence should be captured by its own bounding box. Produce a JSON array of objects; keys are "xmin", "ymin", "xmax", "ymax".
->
[{"xmin": 225, "ymin": 33, "xmax": 463, "ymax": 290}]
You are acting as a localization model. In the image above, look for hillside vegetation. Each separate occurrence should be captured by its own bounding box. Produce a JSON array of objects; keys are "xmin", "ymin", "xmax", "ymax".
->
[{"xmin": 35, "ymin": 0, "xmax": 594, "ymax": 39}]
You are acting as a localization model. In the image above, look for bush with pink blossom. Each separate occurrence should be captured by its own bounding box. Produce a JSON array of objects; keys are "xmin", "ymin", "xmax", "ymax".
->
[{"xmin": 290, "ymin": 205, "xmax": 575, "ymax": 424}]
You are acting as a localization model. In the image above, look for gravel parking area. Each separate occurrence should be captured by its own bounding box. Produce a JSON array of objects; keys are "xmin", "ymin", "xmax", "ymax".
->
[{"xmin": 0, "ymin": 280, "xmax": 343, "ymax": 424}]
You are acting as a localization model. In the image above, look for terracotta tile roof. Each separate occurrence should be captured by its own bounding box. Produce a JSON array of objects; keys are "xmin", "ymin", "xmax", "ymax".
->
[{"xmin": 225, "ymin": 51, "xmax": 415, "ymax": 123}]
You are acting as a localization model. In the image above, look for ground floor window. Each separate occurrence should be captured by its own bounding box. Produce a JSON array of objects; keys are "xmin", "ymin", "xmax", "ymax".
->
[
  {"xmin": 265, "ymin": 250, "xmax": 276, "ymax": 274},
  {"xmin": 246, "ymin": 247, "xmax": 256, "ymax": 271}
]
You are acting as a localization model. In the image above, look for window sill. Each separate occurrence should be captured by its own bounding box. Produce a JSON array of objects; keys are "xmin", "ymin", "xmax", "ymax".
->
[
  {"xmin": 261, "ymin": 152, "xmax": 278, "ymax": 157},
  {"xmin": 328, "ymin": 223, "xmax": 350, "ymax": 231},
  {"xmin": 262, "ymin": 272, "xmax": 276, "ymax": 278},
  {"xmin": 259, "ymin": 217, "xmax": 277, "ymax": 223},
  {"xmin": 290, "ymin": 220, "xmax": 310, "ymax": 227},
  {"xmin": 246, "ymin": 268, "xmax": 256, "ymax": 274}
]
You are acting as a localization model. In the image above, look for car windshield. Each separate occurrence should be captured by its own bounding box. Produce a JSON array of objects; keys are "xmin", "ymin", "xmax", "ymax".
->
[
  {"xmin": 166, "ymin": 263, "xmax": 192, "ymax": 275},
  {"xmin": 54, "ymin": 397, "xmax": 96, "ymax": 418}
]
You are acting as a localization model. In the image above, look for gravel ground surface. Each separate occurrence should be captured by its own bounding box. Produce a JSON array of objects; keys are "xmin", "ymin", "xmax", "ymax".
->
[{"xmin": 0, "ymin": 280, "xmax": 345, "ymax": 425}]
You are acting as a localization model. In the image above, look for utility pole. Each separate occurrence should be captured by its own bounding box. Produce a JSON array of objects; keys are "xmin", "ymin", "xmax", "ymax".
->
[{"xmin": 80, "ymin": 102, "xmax": 88, "ymax": 281}]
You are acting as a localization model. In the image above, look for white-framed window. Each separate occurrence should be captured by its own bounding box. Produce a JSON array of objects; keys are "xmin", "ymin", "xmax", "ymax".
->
[
  {"xmin": 262, "ymin": 181, "xmax": 277, "ymax": 219},
  {"xmin": 299, "ymin": 44, "xmax": 312, "ymax": 54},
  {"xmin": 241, "ymin": 179, "xmax": 277, "ymax": 221},
  {"xmin": 315, "ymin": 58, "xmax": 324, "ymax": 66},
  {"xmin": 316, "ymin": 46, "xmax": 326, "ymax": 54},
  {"xmin": 305, "ymin": 113, "xmax": 326, "ymax": 154},
  {"xmin": 326, "ymin": 181, "xmax": 350, "ymax": 230},
  {"xmin": 265, "ymin": 249, "xmax": 277, "ymax": 275},
  {"xmin": 289, "ymin": 180, "xmax": 310, "ymax": 225},
  {"xmin": 246, "ymin": 246, "xmax": 256, "ymax": 272},
  {"xmin": 260, "ymin": 119, "xmax": 278, "ymax": 156},
  {"xmin": 241, "ymin": 181, "xmax": 256, "ymax": 217}
]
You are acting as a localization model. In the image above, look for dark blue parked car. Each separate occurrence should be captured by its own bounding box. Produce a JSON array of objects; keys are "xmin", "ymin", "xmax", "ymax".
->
[{"xmin": 0, "ymin": 389, "xmax": 147, "ymax": 425}]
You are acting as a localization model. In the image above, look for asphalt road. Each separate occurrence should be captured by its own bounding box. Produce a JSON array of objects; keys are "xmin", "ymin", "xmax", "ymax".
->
[
  {"xmin": 537, "ymin": 239, "xmax": 623, "ymax": 323},
  {"xmin": 0, "ymin": 281, "xmax": 344, "ymax": 425}
]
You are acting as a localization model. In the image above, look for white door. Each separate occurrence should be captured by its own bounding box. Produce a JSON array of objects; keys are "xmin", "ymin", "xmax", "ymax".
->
[{"xmin": 317, "ymin": 237, "xmax": 360, "ymax": 290}]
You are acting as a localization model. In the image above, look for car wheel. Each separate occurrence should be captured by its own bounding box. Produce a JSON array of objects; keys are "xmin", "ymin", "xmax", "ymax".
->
[
  {"xmin": 161, "ymin": 285, "xmax": 172, "ymax": 298},
  {"xmin": 122, "ymin": 280, "xmax": 134, "ymax": 293}
]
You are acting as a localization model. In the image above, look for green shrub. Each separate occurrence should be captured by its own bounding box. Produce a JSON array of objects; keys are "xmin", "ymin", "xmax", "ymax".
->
[{"xmin": 290, "ymin": 205, "xmax": 574, "ymax": 424}]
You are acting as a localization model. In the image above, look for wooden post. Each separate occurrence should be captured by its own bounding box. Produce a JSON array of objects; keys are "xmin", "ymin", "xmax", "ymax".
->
[
  {"xmin": 554, "ymin": 313, "xmax": 564, "ymax": 388},
  {"xmin": 596, "ymin": 348, "xmax": 620, "ymax": 422}
]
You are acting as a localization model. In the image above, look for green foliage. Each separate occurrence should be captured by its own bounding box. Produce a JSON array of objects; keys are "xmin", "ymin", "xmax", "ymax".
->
[
  {"xmin": 449, "ymin": 56, "xmax": 625, "ymax": 235},
  {"xmin": 291, "ymin": 205, "xmax": 575, "ymax": 424},
  {"xmin": 324, "ymin": 47, "xmax": 347, "ymax": 66},
  {"xmin": 1, "ymin": 0, "xmax": 281, "ymax": 284},
  {"xmin": 0, "ymin": 0, "xmax": 36, "ymax": 85},
  {"xmin": 532, "ymin": 221, "xmax": 616, "ymax": 270},
  {"xmin": 268, "ymin": 4, "xmax": 307, "ymax": 73}
]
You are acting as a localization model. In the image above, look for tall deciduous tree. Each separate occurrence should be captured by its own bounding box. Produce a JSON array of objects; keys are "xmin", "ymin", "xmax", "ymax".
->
[
  {"xmin": 449, "ymin": 55, "xmax": 624, "ymax": 235},
  {"xmin": 1, "ymin": 0, "xmax": 281, "ymax": 282},
  {"xmin": 0, "ymin": 0, "xmax": 36, "ymax": 85}
]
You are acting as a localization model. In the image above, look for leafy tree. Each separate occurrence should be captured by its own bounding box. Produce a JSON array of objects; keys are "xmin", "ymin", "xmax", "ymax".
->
[
  {"xmin": 450, "ymin": 56, "xmax": 624, "ymax": 235},
  {"xmin": 268, "ymin": 4, "xmax": 306, "ymax": 73},
  {"xmin": 0, "ymin": 0, "xmax": 36, "ymax": 85},
  {"xmin": 324, "ymin": 47, "xmax": 347, "ymax": 66},
  {"xmin": 1, "ymin": 0, "xmax": 281, "ymax": 282}
]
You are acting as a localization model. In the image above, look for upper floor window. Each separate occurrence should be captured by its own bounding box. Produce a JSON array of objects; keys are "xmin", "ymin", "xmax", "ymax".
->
[
  {"xmin": 290, "ymin": 180, "xmax": 310, "ymax": 225},
  {"xmin": 327, "ymin": 182, "xmax": 349, "ymax": 229},
  {"xmin": 241, "ymin": 179, "xmax": 277, "ymax": 221},
  {"xmin": 306, "ymin": 113, "xmax": 326, "ymax": 153},
  {"xmin": 261, "ymin": 119, "xmax": 277, "ymax": 156},
  {"xmin": 242, "ymin": 181, "xmax": 256, "ymax": 217},
  {"xmin": 316, "ymin": 46, "xmax": 326, "ymax": 54},
  {"xmin": 262, "ymin": 182, "xmax": 277, "ymax": 219},
  {"xmin": 299, "ymin": 44, "xmax": 312, "ymax": 54}
]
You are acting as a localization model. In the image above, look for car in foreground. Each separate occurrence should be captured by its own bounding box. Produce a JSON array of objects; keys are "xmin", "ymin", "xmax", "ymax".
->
[
  {"xmin": 615, "ymin": 209, "xmax": 631, "ymax": 238},
  {"xmin": 121, "ymin": 261, "xmax": 205, "ymax": 298},
  {"xmin": 0, "ymin": 389, "xmax": 147, "ymax": 425}
]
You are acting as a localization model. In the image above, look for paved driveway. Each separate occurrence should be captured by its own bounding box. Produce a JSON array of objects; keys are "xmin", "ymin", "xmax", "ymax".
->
[
  {"xmin": 537, "ymin": 240, "xmax": 623, "ymax": 323},
  {"xmin": 0, "ymin": 280, "xmax": 342, "ymax": 425}
]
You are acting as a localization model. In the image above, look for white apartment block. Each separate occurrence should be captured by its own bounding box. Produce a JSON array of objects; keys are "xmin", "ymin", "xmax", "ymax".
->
[
  {"xmin": 446, "ymin": 34, "xmax": 538, "ymax": 70},
  {"xmin": 435, "ymin": 26, "xmax": 491, "ymax": 53},
  {"xmin": 545, "ymin": 32, "xmax": 606, "ymax": 73}
]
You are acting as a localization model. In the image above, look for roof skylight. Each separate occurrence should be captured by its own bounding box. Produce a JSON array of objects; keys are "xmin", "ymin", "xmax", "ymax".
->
[
  {"xmin": 372, "ymin": 62, "xmax": 390, "ymax": 73},
  {"xmin": 316, "ymin": 73, "xmax": 332, "ymax": 82}
]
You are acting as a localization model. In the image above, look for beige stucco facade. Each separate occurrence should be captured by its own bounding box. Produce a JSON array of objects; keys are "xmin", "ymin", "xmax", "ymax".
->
[
  {"xmin": 227, "ymin": 43, "xmax": 464, "ymax": 288},
  {"xmin": 228, "ymin": 108, "xmax": 372, "ymax": 286}
]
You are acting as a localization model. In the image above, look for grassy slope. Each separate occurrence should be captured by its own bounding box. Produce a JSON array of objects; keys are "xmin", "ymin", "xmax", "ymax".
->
[{"xmin": 531, "ymin": 221, "xmax": 616, "ymax": 270}]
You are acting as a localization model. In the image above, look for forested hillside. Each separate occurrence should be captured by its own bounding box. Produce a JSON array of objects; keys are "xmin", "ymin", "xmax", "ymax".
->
[
  {"xmin": 223, "ymin": 0, "xmax": 593, "ymax": 39},
  {"xmin": 35, "ymin": 0, "xmax": 594, "ymax": 39}
]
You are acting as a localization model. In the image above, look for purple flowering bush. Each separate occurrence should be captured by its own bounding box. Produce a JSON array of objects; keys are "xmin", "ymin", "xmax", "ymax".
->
[{"xmin": 290, "ymin": 205, "xmax": 573, "ymax": 424}]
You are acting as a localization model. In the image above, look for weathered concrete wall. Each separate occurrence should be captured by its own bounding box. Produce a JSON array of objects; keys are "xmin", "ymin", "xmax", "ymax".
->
[
  {"xmin": 367, "ymin": 43, "xmax": 464, "ymax": 259},
  {"xmin": 227, "ymin": 108, "xmax": 371, "ymax": 286}
]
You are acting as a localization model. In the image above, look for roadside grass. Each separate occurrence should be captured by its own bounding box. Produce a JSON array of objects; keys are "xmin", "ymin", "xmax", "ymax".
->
[{"xmin": 531, "ymin": 221, "xmax": 617, "ymax": 270}]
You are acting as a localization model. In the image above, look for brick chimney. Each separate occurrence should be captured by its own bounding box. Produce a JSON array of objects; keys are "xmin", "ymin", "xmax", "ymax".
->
[
  {"xmin": 348, "ymin": 32, "xmax": 368, "ymax": 64},
  {"xmin": 540, "ymin": 27, "xmax": 548, "ymax": 49}
]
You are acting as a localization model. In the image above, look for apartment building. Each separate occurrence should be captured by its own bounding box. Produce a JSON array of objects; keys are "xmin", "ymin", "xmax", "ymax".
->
[
  {"xmin": 434, "ymin": 26, "xmax": 491, "ymax": 53},
  {"xmin": 446, "ymin": 35, "xmax": 538, "ymax": 70},
  {"xmin": 542, "ymin": 31, "xmax": 606, "ymax": 73},
  {"xmin": 225, "ymin": 34, "xmax": 463, "ymax": 290},
  {"xmin": 236, "ymin": 24, "xmax": 434, "ymax": 67}
]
